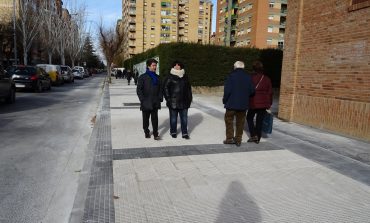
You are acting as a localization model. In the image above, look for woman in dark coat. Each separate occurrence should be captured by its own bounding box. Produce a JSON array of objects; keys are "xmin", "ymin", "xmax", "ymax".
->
[
  {"xmin": 163, "ymin": 61, "xmax": 192, "ymax": 139},
  {"xmin": 247, "ymin": 60, "xmax": 273, "ymax": 144}
]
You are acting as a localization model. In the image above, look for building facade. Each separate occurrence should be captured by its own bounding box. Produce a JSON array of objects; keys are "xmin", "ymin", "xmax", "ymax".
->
[
  {"xmin": 279, "ymin": 0, "xmax": 370, "ymax": 140},
  {"xmin": 122, "ymin": 0, "xmax": 213, "ymax": 59},
  {"xmin": 215, "ymin": 0, "xmax": 287, "ymax": 48}
]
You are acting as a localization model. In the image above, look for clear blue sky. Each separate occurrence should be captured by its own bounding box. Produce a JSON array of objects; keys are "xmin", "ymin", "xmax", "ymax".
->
[{"xmin": 84, "ymin": 0, "xmax": 217, "ymax": 32}]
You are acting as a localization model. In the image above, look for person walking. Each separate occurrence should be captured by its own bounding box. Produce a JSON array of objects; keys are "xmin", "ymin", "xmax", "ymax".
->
[
  {"xmin": 163, "ymin": 61, "xmax": 192, "ymax": 139},
  {"xmin": 247, "ymin": 60, "xmax": 273, "ymax": 144},
  {"xmin": 136, "ymin": 58, "xmax": 162, "ymax": 140},
  {"xmin": 223, "ymin": 61, "xmax": 255, "ymax": 146},
  {"xmin": 126, "ymin": 69, "xmax": 132, "ymax": 85}
]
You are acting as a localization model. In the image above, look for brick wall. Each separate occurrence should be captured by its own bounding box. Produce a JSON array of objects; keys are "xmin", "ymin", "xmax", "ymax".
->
[{"xmin": 279, "ymin": 0, "xmax": 370, "ymax": 140}]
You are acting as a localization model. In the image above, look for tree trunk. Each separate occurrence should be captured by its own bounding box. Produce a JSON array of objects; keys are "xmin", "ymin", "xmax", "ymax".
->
[
  {"xmin": 107, "ymin": 63, "xmax": 111, "ymax": 83},
  {"xmin": 23, "ymin": 38, "xmax": 27, "ymax": 65},
  {"xmin": 48, "ymin": 51, "xmax": 52, "ymax": 64}
]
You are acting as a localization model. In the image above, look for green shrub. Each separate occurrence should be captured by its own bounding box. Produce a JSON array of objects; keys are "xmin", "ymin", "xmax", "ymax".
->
[{"xmin": 124, "ymin": 43, "xmax": 282, "ymax": 87}]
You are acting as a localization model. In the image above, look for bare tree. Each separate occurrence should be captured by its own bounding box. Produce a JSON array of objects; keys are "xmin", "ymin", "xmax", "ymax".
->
[
  {"xmin": 17, "ymin": 0, "xmax": 43, "ymax": 65},
  {"xmin": 54, "ymin": 15, "xmax": 68, "ymax": 65},
  {"xmin": 98, "ymin": 22, "xmax": 125, "ymax": 82},
  {"xmin": 38, "ymin": 1, "xmax": 59, "ymax": 64},
  {"xmin": 64, "ymin": 3, "xmax": 86, "ymax": 67}
]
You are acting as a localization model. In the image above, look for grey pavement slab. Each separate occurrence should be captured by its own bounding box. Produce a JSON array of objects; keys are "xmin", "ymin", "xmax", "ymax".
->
[{"xmin": 107, "ymin": 79, "xmax": 370, "ymax": 222}]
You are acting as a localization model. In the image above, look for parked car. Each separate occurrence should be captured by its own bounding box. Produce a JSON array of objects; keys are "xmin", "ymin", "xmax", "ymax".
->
[
  {"xmin": 6, "ymin": 65, "xmax": 51, "ymax": 92},
  {"xmin": 72, "ymin": 68, "xmax": 83, "ymax": 79},
  {"xmin": 61, "ymin": 65, "xmax": 74, "ymax": 83},
  {"xmin": 0, "ymin": 66, "xmax": 16, "ymax": 103},
  {"xmin": 73, "ymin": 66, "xmax": 85, "ymax": 78},
  {"xmin": 36, "ymin": 64, "xmax": 63, "ymax": 85}
]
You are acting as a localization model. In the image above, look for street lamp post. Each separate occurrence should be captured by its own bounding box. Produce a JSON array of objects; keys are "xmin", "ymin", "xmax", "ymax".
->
[{"xmin": 12, "ymin": 0, "xmax": 17, "ymax": 65}]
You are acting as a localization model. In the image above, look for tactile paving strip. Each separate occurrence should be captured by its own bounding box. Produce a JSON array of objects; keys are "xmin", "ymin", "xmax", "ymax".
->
[{"xmin": 82, "ymin": 82, "xmax": 115, "ymax": 223}]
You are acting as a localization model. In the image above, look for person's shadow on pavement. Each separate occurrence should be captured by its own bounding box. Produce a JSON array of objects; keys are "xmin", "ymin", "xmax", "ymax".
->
[
  {"xmin": 216, "ymin": 181, "xmax": 261, "ymax": 223},
  {"xmin": 158, "ymin": 112, "xmax": 203, "ymax": 137}
]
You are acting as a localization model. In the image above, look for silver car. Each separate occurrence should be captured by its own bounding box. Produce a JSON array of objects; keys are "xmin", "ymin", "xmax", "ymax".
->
[{"xmin": 72, "ymin": 68, "xmax": 84, "ymax": 79}]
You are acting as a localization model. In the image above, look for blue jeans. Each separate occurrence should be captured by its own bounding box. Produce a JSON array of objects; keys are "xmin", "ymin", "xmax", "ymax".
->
[{"xmin": 169, "ymin": 108, "xmax": 188, "ymax": 136}]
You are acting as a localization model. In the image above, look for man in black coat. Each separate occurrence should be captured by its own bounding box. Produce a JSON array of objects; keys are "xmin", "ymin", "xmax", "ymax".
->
[
  {"xmin": 136, "ymin": 58, "xmax": 162, "ymax": 140},
  {"xmin": 223, "ymin": 61, "xmax": 255, "ymax": 146}
]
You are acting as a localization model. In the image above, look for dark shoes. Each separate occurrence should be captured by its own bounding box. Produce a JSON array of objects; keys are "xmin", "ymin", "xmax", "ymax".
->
[
  {"xmin": 223, "ymin": 139, "xmax": 236, "ymax": 145},
  {"xmin": 248, "ymin": 136, "xmax": 260, "ymax": 144},
  {"xmin": 154, "ymin": 135, "xmax": 161, "ymax": 140},
  {"xmin": 171, "ymin": 133, "xmax": 177, "ymax": 138},
  {"xmin": 235, "ymin": 141, "xmax": 241, "ymax": 147},
  {"xmin": 182, "ymin": 135, "xmax": 190, "ymax": 140},
  {"xmin": 145, "ymin": 133, "xmax": 151, "ymax": 138}
]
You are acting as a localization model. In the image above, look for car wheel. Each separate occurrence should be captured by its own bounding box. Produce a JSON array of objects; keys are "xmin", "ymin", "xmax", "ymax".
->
[
  {"xmin": 36, "ymin": 82, "xmax": 43, "ymax": 92},
  {"xmin": 5, "ymin": 87, "xmax": 16, "ymax": 104}
]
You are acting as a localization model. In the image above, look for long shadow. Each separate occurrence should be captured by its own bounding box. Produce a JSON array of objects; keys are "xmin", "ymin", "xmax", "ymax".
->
[
  {"xmin": 158, "ymin": 112, "xmax": 203, "ymax": 137},
  {"xmin": 0, "ymin": 94, "xmax": 60, "ymax": 114},
  {"xmin": 216, "ymin": 181, "xmax": 261, "ymax": 223}
]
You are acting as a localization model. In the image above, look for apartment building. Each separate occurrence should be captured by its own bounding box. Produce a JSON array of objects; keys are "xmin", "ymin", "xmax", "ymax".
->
[
  {"xmin": 215, "ymin": 0, "xmax": 287, "ymax": 49},
  {"xmin": 122, "ymin": 0, "xmax": 213, "ymax": 58}
]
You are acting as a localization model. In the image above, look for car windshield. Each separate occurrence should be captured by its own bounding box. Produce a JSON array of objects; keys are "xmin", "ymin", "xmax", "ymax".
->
[{"xmin": 72, "ymin": 69, "xmax": 79, "ymax": 72}]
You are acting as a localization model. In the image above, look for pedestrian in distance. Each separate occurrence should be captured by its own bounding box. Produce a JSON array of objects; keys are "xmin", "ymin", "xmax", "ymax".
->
[
  {"xmin": 163, "ymin": 60, "xmax": 192, "ymax": 139},
  {"xmin": 223, "ymin": 61, "xmax": 255, "ymax": 147},
  {"xmin": 136, "ymin": 58, "xmax": 163, "ymax": 140},
  {"xmin": 116, "ymin": 69, "xmax": 123, "ymax": 79},
  {"xmin": 247, "ymin": 60, "xmax": 273, "ymax": 144},
  {"xmin": 133, "ymin": 69, "xmax": 139, "ymax": 85},
  {"xmin": 126, "ymin": 69, "xmax": 132, "ymax": 85}
]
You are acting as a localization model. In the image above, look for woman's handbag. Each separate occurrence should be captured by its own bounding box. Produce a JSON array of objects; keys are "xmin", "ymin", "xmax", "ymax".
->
[{"xmin": 262, "ymin": 111, "xmax": 273, "ymax": 134}]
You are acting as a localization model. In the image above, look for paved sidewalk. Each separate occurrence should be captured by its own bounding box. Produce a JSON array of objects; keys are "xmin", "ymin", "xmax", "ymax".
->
[{"xmin": 109, "ymin": 79, "xmax": 370, "ymax": 223}]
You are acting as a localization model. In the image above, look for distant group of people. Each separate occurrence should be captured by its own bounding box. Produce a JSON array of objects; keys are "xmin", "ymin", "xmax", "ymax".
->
[
  {"xmin": 116, "ymin": 69, "xmax": 138, "ymax": 85},
  {"xmin": 135, "ymin": 58, "xmax": 272, "ymax": 145}
]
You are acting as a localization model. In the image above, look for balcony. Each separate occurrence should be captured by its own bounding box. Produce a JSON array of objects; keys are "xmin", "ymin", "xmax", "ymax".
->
[
  {"xmin": 179, "ymin": 0, "xmax": 186, "ymax": 6},
  {"xmin": 179, "ymin": 7, "xmax": 185, "ymax": 13},
  {"xmin": 179, "ymin": 22, "xmax": 185, "ymax": 28},
  {"xmin": 129, "ymin": 41, "xmax": 136, "ymax": 47},
  {"xmin": 129, "ymin": 10, "xmax": 136, "ymax": 16},
  {"xmin": 129, "ymin": 25, "xmax": 136, "ymax": 32},
  {"xmin": 129, "ymin": 34, "xmax": 135, "ymax": 39},
  {"xmin": 179, "ymin": 15, "xmax": 185, "ymax": 21},
  {"xmin": 129, "ymin": 18, "xmax": 135, "ymax": 24}
]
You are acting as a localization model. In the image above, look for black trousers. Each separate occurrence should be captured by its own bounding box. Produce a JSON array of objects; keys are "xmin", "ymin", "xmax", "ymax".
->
[
  {"xmin": 142, "ymin": 109, "xmax": 158, "ymax": 136},
  {"xmin": 246, "ymin": 109, "xmax": 266, "ymax": 140}
]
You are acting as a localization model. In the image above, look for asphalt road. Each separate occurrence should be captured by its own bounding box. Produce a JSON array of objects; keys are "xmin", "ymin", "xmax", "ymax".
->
[{"xmin": 0, "ymin": 74, "xmax": 106, "ymax": 223}]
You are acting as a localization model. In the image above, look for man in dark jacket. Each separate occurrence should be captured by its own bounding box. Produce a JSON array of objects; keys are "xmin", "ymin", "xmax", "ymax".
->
[
  {"xmin": 223, "ymin": 61, "xmax": 255, "ymax": 146},
  {"xmin": 136, "ymin": 58, "xmax": 162, "ymax": 140}
]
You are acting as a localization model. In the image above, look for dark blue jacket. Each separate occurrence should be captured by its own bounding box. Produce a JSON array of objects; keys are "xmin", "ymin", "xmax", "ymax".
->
[{"xmin": 223, "ymin": 68, "xmax": 255, "ymax": 110}]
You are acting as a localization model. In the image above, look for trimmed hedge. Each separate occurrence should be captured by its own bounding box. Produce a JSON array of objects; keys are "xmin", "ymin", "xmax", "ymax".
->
[{"xmin": 123, "ymin": 43, "xmax": 282, "ymax": 87}]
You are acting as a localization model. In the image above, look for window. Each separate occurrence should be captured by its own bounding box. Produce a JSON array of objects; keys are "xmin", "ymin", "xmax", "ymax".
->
[
  {"xmin": 269, "ymin": 3, "xmax": 274, "ymax": 8},
  {"xmin": 348, "ymin": 0, "xmax": 370, "ymax": 11},
  {"xmin": 278, "ymin": 41, "xmax": 284, "ymax": 49},
  {"xmin": 267, "ymin": 39, "xmax": 272, "ymax": 45},
  {"xmin": 268, "ymin": 14, "xmax": 274, "ymax": 20},
  {"xmin": 268, "ymin": 26, "xmax": 273, "ymax": 33},
  {"xmin": 247, "ymin": 27, "xmax": 251, "ymax": 33}
]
